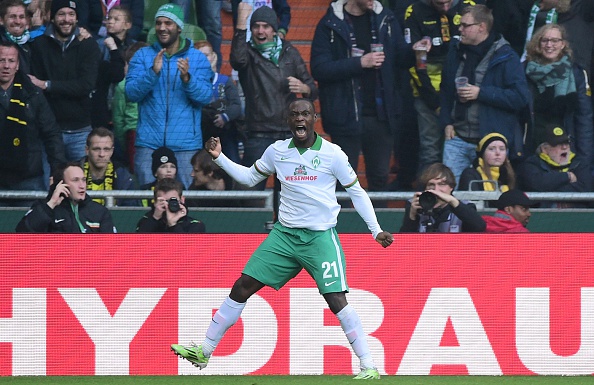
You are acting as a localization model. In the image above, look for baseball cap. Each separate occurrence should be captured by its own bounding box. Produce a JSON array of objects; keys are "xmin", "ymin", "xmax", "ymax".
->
[
  {"xmin": 544, "ymin": 123, "xmax": 570, "ymax": 146},
  {"xmin": 495, "ymin": 189, "xmax": 532, "ymax": 210}
]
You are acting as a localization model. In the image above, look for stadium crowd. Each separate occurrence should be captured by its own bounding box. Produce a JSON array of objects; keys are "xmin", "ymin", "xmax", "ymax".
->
[{"xmin": 1, "ymin": 0, "xmax": 593, "ymax": 218}]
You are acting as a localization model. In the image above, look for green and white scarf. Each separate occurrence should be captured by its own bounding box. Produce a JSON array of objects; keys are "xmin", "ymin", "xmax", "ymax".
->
[
  {"xmin": 5, "ymin": 29, "xmax": 30, "ymax": 45},
  {"xmin": 521, "ymin": 1, "xmax": 557, "ymax": 61},
  {"xmin": 251, "ymin": 35, "xmax": 282, "ymax": 66},
  {"xmin": 525, "ymin": 55, "xmax": 576, "ymax": 97}
]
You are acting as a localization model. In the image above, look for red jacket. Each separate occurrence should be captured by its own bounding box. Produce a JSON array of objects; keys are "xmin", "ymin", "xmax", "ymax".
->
[{"xmin": 482, "ymin": 211, "xmax": 529, "ymax": 233}]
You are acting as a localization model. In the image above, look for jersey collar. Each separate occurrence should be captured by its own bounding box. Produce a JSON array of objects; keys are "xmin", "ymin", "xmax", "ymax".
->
[{"xmin": 289, "ymin": 133, "xmax": 322, "ymax": 154}]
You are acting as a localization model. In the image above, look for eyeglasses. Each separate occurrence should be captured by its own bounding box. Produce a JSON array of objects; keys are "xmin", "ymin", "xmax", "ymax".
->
[
  {"xmin": 459, "ymin": 22, "xmax": 479, "ymax": 29},
  {"xmin": 540, "ymin": 37, "xmax": 563, "ymax": 45}
]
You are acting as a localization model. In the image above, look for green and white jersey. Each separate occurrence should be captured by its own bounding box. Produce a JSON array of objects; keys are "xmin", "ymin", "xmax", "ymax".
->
[
  {"xmin": 214, "ymin": 134, "xmax": 383, "ymax": 237},
  {"xmin": 254, "ymin": 135, "xmax": 354, "ymax": 230}
]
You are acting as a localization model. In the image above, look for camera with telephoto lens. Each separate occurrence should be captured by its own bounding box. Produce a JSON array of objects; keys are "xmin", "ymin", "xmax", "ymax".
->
[
  {"xmin": 168, "ymin": 197, "xmax": 181, "ymax": 213},
  {"xmin": 418, "ymin": 191, "xmax": 438, "ymax": 232},
  {"xmin": 418, "ymin": 191, "xmax": 437, "ymax": 214}
]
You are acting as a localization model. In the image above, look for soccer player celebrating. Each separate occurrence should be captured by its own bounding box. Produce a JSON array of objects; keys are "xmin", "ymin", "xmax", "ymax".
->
[{"xmin": 171, "ymin": 98, "xmax": 393, "ymax": 379}]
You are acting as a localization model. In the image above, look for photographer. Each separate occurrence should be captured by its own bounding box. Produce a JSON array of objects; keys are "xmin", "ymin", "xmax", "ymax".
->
[
  {"xmin": 135, "ymin": 178, "xmax": 205, "ymax": 233},
  {"xmin": 400, "ymin": 163, "xmax": 486, "ymax": 233}
]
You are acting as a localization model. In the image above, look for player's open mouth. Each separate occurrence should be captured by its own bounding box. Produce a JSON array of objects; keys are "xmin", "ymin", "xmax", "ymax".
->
[{"xmin": 294, "ymin": 126, "xmax": 307, "ymax": 137}]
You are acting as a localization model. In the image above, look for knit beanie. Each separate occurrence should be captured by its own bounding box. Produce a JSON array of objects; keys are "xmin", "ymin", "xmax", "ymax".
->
[
  {"xmin": 155, "ymin": 3, "xmax": 185, "ymax": 30},
  {"xmin": 51, "ymin": 0, "xmax": 77, "ymax": 20},
  {"xmin": 250, "ymin": 6, "xmax": 278, "ymax": 32},
  {"xmin": 151, "ymin": 147, "xmax": 178, "ymax": 175},
  {"xmin": 476, "ymin": 133, "xmax": 507, "ymax": 157}
]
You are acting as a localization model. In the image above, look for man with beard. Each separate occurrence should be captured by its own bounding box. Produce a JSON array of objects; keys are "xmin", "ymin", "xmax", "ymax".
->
[
  {"xmin": 171, "ymin": 99, "xmax": 394, "ymax": 380},
  {"xmin": 28, "ymin": 0, "xmax": 100, "ymax": 163},
  {"xmin": 482, "ymin": 189, "xmax": 532, "ymax": 232},
  {"xmin": 520, "ymin": 124, "xmax": 593, "ymax": 208},
  {"xmin": 125, "ymin": 3, "xmax": 212, "ymax": 190},
  {"xmin": 16, "ymin": 162, "xmax": 116, "ymax": 233}
]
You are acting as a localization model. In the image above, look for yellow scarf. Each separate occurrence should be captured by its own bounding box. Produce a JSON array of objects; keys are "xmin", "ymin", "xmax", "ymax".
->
[
  {"xmin": 539, "ymin": 151, "xmax": 575, "ymax": 172},
  {"xmin": 477, "ymin": 158, "xmax": 509, "ymax": 192},
  {"xmin": 84, "ymin": 161, "xmax": 115, "ymax": 205}
]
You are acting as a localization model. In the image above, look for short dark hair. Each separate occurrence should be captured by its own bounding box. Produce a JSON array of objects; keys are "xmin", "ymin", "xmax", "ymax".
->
[
  {"xmin": 52, "ymin": 161, "xmax": 83, "ymax": 183},
  {"xmin": 460, "ymin": 4, "xmax": 493, "ymax": 32},
  {"xmin": 109, "ymin": 5, "xmax": 132, "ymax": 23},
  {"xmin": 418, "ymin": 163, "xmax": 456, "ymax": 190},
  {"xmin": 190, "ymin": 149, "xmax": 226, "ymax": 180},
  {"xmin": 289, "ymin": 98, "xmax": 315, "ymax": 111},
  {"xmin": 154, "ymin": 177, "xmax": 183, "ymax": 198},
  {"xmin": 86, "ymin": 127, "xmax": 114, "ymax": 147},
  {"xmin": 0, "ymin": 40, "xmax": 20, "ymax": 53},
  {"xmin": 0, "ymin": 0, "xmax": 26, "ymax": 19}
]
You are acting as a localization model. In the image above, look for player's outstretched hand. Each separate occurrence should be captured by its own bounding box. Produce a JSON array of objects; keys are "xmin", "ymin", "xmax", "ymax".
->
[
  {"xmin": 206, "ymin": 137, "xmax": 222, "ymax": 159},
  {"xmin": 375, "ymin": 231, "xmax": 394, "ymax": 248}
]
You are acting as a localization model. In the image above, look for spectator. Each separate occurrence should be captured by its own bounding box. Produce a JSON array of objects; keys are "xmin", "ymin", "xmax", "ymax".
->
[
  {"xmin": 520, "ymin": 123, "xmax": 592, "ymax": 208},
  {"xmin": 171, "ymin": 99, "xmax": 393, "ymax": 380},
  {"xmin": 15, "ymin": 162, "xmax": 116, "ymax": 233},
  {"xmin": 231, "ymin": 3, "xmax": 317, "ymax": 190},
  {"xmin": 186, "ymin": 148, "xmax": 236, "ymax": 208},
  {"xmin": 524, "ymin": 24, "xmax": 593, "ymax": 167},
  {"xmin": 0, "ymin": 41, "xmax": 65, "ymax": 207},
  {"xmin": 311, "ymin": 0, "xmax": 418, "ymax": 193},
  {"xmin": 230, "ymin": 0, "xmax": 291, "ymax": 40},
  {"xmin": 459, "ymin": 132, "xmax": 516, "ymax": 193},
  {"xmin": 28, "ymin": 0, "xmax": 101, "ymax": 162},
  {"xmin": 91, "ymin": 5, "xmax": 136, "ymax": 129},
  {"xmin": 404, "ymin": 0, "xmax": 481, "ymax": 175},
  {"xmin": 125, "ymin": 3, "xmax": 212, "ymax": 190},
  {"xmin": 195, "ymin": 40, "xmax": 243, "ymax": 164},
  {"xmin": 439, "ymin": 4, "xmax": 529, "ymax": 184},
  {"xmin": 111, "ymin": 41, "xmax": 148, "ymax": 170},
  {"xmin": 0, "ymin": 0, "xmax": 33, "ymax": 74},
  {"xmin": 27, "ymin": 0, "xmax": 52, "ymax": 40},
  {"xmin": 80, "ymin": 127, "xmax": 136, "ymax": 206},
  {"xmin": 136, "ymin": 177, "xmax": 205, "ymax": 233},
  {"xmin": 141, "ymin": 146, "xmax": 178, "ymax": 207},
  {"xmin": 482, "ymin": 189, "xmax": 532, "ymax": 232},
  {"xmin": 400, "ymin": 162, "xmax": 486, "ymax": 232},
  {"xmin": 77, "ymin": 0, "xmax": 144, "ymax": 40},
  {"xmin": 516, "ymin": 0, "xmax": 594, "ymax": 75}
]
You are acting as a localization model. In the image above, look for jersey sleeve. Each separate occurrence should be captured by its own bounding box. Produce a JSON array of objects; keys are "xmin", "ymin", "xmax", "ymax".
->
[{"xmin": 331, "ymin": 147, "xmax": 358, "ymax": 188}]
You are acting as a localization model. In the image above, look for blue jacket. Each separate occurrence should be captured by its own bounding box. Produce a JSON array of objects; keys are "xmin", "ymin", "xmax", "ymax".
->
[
  {"xmin": 439, "ymin": 36, "xmax": 530, "ymax": 158},
  {"xmin": 310, "ymin": 0, "xmax": 414, "ymax": 137},
  {"xmin": 125, "ymin": 39, "xmax": 213, "ymax": 152}
]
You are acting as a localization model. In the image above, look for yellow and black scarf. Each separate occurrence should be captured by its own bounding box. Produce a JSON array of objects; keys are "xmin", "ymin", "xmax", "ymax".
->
[
  {"xmin": 0, "ymin": 81, "xmax": 29, "ymax": 172},
  {"xmin": 83, "ymin": 160, "xmax": 115, "ymax": 205}
]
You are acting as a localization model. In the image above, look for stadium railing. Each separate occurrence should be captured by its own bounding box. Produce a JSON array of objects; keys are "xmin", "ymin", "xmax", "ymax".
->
[{"xmin": 0, "ymin": 190, "xmax": 593, "ymax": 209}]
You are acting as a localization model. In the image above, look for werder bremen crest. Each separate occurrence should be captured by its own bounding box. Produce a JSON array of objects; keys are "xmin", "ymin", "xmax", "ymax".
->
[{"xmin": 311, "ymin": 156, "xmax": 320, "ymax": 169}]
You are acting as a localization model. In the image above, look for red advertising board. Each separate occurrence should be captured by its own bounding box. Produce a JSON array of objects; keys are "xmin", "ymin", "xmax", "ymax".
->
[{"xmin": 0, "ymin": 234, "xmax": 592, "ymax": 376}]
